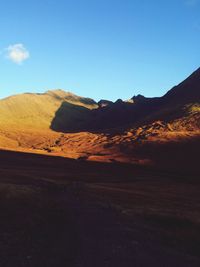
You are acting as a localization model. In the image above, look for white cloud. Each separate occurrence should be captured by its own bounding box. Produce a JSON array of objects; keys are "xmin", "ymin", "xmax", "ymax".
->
[{"xmin": 6, "ymin": 43, "xmax": 30, "ymax": 64}]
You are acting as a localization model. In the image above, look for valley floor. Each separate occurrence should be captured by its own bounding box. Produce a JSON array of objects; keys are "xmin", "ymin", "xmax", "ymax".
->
[{"xmin": 0, "ymin": 150, "xmax": 200, "ymax": 266}]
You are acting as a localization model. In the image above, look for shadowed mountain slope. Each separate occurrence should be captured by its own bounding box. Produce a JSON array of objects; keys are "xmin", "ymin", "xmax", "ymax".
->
[
  {"xmin": 0, "ymin": 89, "xmax": 97, "ymax": 131},
  {"xmin": 84, "ymin": 68, "xmax": 200, "ymax": 131},
  {"xmin": 51, "ymin": 101, "xmax": 93, "ymax": 132},
  {"xmin": 163, "ymin": 67, "xmax": 200, "ymax": 104},
  {"xmin": 0, "ymin": 68, "xmax": 199, "ymax": 133},
  {"xmin": 0, "ymin": 68, "xmax": 199, "ymax": 170}
]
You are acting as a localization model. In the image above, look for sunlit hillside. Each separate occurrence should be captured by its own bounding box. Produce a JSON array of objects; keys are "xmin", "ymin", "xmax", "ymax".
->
[
  {"xmin": 0, "ymin": 69, "xmax": 199, "ymax": 173},
  {"xmin": 0, "ymin": 89, "xmax": 97, "ymax": 130}
]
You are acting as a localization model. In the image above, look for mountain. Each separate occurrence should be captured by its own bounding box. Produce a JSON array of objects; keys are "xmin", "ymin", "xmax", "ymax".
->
[
  {"xmin": 98, "ymin": 99, "xmax": 113, "ymax": 108},
  {"xmin": 0, "ymin": 89, "xmax": 97, "ymax": 131},
  {"xmin": 163, "ymin": 67, "xmax": 200, "ymax": 104},
  {"xmin": 0, "ymin": 68, "xmax": 199, "ymax": 172},
  {"xmin": 86, "ymin": 68, "xmax": 200, "ymax": 131},
  {"xmin": 1, "ymin": 68, "xmax": 199, "ymax": 133}
]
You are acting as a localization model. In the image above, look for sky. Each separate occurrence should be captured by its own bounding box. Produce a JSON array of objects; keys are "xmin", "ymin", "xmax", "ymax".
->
[{"xmin": 0, "ymin": 0, "xmax": 200, "ymax": 101}]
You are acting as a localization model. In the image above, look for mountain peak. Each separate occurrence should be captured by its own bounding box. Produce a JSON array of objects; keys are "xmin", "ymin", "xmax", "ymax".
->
[
  {"xmin": 163, "ymin": 67, "xmax": 200, "ymax": 103},
  {"xmin": 131, "ymin": 94, "xmax": 146, "ymax": 103},
  {"xmin": 46, "ymin": 89, "xmax": 75, "ymax": 99},
  {"xmin": 98, "ymin": 99, "xmax": 113, "ymax": 108}
]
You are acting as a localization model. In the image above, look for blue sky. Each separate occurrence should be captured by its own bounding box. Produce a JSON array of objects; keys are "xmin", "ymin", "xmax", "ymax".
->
[{"xmin": 0, "ymin": 0, "xmax": 200, "ymax": 101}]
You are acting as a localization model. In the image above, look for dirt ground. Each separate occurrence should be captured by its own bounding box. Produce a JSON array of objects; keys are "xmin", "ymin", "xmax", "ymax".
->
[{"xmin": 0, "ymin": 149, "xmax": 200, "ymax": 267}]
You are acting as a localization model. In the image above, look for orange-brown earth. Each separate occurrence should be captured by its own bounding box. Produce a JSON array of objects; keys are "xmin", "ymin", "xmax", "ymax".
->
[
  {"xmin": 0, "ymin": 69, "xmax": 200, "ymax": 174},
  {"xmin": 0, "ymin": 69, "xmax": 200, "ymax": 266}
]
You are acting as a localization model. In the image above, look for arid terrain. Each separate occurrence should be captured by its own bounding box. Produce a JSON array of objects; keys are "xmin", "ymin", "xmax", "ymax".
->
[
  {"xmin": 0, "ymin": 68, "xmax": 200, "ymax": 266},
  {"xmin": 0, "ymin": 149, "xmax": 200, "ymax": 267},
  {"xmin": 0, "ymin": 69, "xmax": 200, "ymax": 169}
]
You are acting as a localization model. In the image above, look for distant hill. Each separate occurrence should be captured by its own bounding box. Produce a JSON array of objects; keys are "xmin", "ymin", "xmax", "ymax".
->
[
  {"xmin": 0, "ymin": 68, "xmax": 199, "ymax": 171},
  {"xmin": 86, "ymin": 68, "xmax": 200, "ymax": 131},
  {"xmin": 0, "ymin": 89, "xmax": 97, "ymax": 131},
  {"xmin": 1, "ymin": 69, "xmax": 199, "ymax": 132}
]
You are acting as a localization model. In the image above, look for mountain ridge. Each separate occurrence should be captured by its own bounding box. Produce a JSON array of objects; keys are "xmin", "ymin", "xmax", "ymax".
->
[
  {"xmin": 0, "ymin": 68, "xmax": 199, "ymax": 170},
  {"xmin": 0, "ymin": 68, "xmax": 199, "ymax": 132}
]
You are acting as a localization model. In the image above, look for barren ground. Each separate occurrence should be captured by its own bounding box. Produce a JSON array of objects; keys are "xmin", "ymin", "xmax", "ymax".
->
[{"xmin": 0, "ymin": 149, "xmax": 200, "ymax": 266}]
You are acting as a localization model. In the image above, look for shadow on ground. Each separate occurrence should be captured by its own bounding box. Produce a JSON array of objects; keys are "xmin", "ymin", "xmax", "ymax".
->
[{"xmin": 0, "ymin": 150, "xmax": 200, "ymax": 266}]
